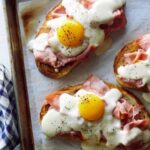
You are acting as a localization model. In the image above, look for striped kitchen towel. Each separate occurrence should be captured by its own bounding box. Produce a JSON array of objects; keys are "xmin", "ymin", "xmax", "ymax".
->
[{"xmin": 0, "ymin": 65, "xmax": 19, "ymax": 150}]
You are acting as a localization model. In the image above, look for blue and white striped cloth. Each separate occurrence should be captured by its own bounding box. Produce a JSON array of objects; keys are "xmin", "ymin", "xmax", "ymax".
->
[{"xmin": 0, "ymin": 65, "xmax": 19, "ymax": 150}]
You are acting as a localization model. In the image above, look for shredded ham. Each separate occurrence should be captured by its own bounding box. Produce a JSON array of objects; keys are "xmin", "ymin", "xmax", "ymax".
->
[
  {"xmin": 51, "ymin": 5, "xmax": 66, "ymax": 19},
  {"xmin": 35, "ymin": 45, "xmax": 94, "ymax": 68},
  {"xmin": 79, "ymin": 0, "xmax": 96, "ymax": 9},
  {"xmin": 34, "ymin": 47, "xmax": 57, "ymax": 67},
  {"xmin": 54, "ymin": 45, "xmax": 95, "ymax": 67},
  {"xmin": 46, "ymin": 91, "xmax": 61, "ymax": 110},
  {"xmin": 119, "ymin": 76, "xmax": 144, "ymax": 89},
  {"xmin": 138, "ymin": 33, "xmax": 150, "ymax": 51},
  {"xmin": 123, "ymin": 49, "xmax": 148, "ymax": 65},
  {"xmin": 113, "ymin": 99, "xmax": 148, "ymax": 130},
  {"xmin": 100, "ymin": 9, "xmax": 127, "ymax": 34},
  {"xmin": 124, "ymin": 119, "xmax": 148, "ymax": 131},
  {"xmin": 83, "ymin": 75, "xmax": 110, "ymax": 96}
]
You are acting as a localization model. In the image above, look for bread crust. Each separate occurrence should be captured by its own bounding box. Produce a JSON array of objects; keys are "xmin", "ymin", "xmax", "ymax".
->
[
  {"xmin": 114, "ymin": 39, "xmax": 149, "ymax": 92},
  {"xmin": 40, "ymin": 82, "xmax": 150, "ymax": 150}
]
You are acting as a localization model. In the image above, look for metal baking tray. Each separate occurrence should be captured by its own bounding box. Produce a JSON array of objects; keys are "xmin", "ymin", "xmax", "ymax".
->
[{"xmin": 5, "ymin": 0, "xmax": 150, "ymax": 150}]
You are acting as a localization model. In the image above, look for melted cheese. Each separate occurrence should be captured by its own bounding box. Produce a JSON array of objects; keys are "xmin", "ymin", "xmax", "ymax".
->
[
  {"xmin": 29, "ymin": 0, "xmax": 125, "ymax": 57},
  {"xmin": 89, "ymin": 0, "xmax": 125, "ymax": 25},
  {"xmin": 28, "ymin": 33, "xmax": 49, "ymax": 51},
  {"xmin": 41, "ymin": 88, "xmax": 145, "ymax": 148},
  {"xmin": 118, "ymin": 49, "xmax": 150, "ymax": 89},
  {"xmin": 81, "ymin": 128, "xmax": 143, "ymax": 150},
  {"xmin": 62, "ymin": 0, "xmax": 125, "ymax": 26}
]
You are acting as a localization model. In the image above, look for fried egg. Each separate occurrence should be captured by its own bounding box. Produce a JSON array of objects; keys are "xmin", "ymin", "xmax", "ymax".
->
[
  {"xmin": 78, "ymin": 93, "xmax": 105, "ymax": 121},
  {"xmin": 41, "ymin": 88, "xmax": 143, "ymax": 149},
  {"xmin": 47, "ymin": 16, "xmax": 103, "ymax": 57},
  {"xmin": 57, "ymin": 20, "xmax": 84, "ymax": 47}
]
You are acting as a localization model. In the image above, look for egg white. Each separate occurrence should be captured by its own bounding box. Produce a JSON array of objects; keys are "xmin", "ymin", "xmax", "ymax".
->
[{"xmin": 46, "ymin": 12, "xmax": 104, "ymax": 57}]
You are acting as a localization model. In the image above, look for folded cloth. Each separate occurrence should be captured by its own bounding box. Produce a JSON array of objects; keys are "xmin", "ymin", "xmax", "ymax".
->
[{"xmin": 0, "ymin": 65, "xmax": 19, "ymax": 150}]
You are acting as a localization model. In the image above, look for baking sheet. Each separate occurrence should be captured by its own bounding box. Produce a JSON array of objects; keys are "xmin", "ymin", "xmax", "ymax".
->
[{"xmin": 18, "ymin": 0, "xmax": 150, "ymax": 149}]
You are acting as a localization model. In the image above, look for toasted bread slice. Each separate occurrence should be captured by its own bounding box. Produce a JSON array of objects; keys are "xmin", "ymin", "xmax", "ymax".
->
[
  {"xmin": 114, "ymin": 39, "xmax": 149, "ymax": 92},
  {"xmin": 35, "ymin": 4, "xmax": 80, "ymax": 79},
  {"xmin": 40, "ymin": 78, "xmax": 150, "ymax": 150}
]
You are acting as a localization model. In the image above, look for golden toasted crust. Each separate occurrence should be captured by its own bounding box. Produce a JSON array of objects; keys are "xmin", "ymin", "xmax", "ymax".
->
[
  {"xmin": 40, "ymin": 81, "xmax": 150, "ymax": 149},
  {"xmin": 114, "ymin": 39, "xmax": 149, "ymax": 92},
  {"xmin": 36, "ymin": 60, "xmax": 79, "ymax": 79}
]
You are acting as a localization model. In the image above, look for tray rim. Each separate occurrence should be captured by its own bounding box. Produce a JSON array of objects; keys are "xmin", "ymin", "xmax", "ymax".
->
[{"xmin": 5, "ymin": 0, "xmax": 34, "ymax": 150}]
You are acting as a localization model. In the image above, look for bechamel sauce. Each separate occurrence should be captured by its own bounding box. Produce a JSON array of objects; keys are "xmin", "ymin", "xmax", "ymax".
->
[
  {"xmin": 41, "ymin": 88, "xmax": 148, "ymax": 149},
  {"xmin": 28, "ymin": 33, "xmax": 49, "ymax": 51},
  {"xmin": 29, "ymin": 0, "xmax": 125, "ymax": 57},
  {"xmin": 118, "ymin": 48, "xmax": 150, "ymax": 90}
]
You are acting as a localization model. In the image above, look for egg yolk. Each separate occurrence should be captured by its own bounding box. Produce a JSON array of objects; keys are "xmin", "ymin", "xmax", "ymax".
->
[
  {"xmin": 78, "ymin": 94, "xmax": 105, "ymax": 121},
  {"xmin": 57, "ymin": 20, "xmax": 84, "ymax": 47}
]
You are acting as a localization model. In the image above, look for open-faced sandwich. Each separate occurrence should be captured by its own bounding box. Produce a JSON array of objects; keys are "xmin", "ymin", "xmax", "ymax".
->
[
  {"xmin": 29, "ymin": 0, "xmax": 127, "ymax": 79},
  {"xmin": 114, "ymin": 34, "xmax": 150, "ymax": 92},
  {"xmin": 40, "ymin": 75, "xmax": 150, "ymax": 150}
]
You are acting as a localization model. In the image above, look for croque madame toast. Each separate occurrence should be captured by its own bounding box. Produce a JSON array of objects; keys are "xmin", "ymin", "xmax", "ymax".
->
[
  {"xmin": 29, "ymin": 0, "xmax": 127, "ymax": 79},
  {"xmin": 35, "ymin": 4, "xmax": 80, "ymax": 79},
  {"xmin": 40, "ymin": 75, "xmax": 150, "ymax": 150}
]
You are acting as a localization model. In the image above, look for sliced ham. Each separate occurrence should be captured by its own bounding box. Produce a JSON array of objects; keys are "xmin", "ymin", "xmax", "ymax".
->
[
  {"xmin": 118, "ymin": 76, "xmax": 144, "ymax": 88},
  {"xmin": 55, "ymin": 45, "xmax": 95, "ymax": 67},
  {"xmin": 124, "ymin": 119, "xmax": 148, "ymax": 130},
  {"xmin": 113, "ymin": 99, "xmax": 148, "ymax": 130},
  {"xmin": 34, "ymin": 47, "xmax": 57, "ymax": 67},
  {"xmin": 123, "ymin": 49, "xmax": 148, "ymax": 65},
  {"xmin": 35, "ymin": 45, "xmax": 94, "ymax": 68},
  {"xmin": 113, "ymin": 98, "xmax": 133, "ymax": 120},
  {"xmin": 100, "ymin": 9, "xmax": 127, "ymax": 34},
  {"xmin": 51, "ymin": 5, "xmax": 66, "ymax": 19},
  {"xmin": 83, "ymin": 75, "xmax": 109, "ymax": 96},
  {"xmin": 138, "ymin": 33, "xmax": 150, "ymax": 51},
  {"xmin": 79, "ymin": 0, "xmax": 96, "ymax": 9},
  {"xmin": 46, "ymin": 91, "xmax": 63, "ymax": 110}
]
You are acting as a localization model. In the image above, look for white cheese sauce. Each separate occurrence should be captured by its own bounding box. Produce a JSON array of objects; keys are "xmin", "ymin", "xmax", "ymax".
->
[
  {"xmin": 29, "ymin": 0, "xmax": 125, "ymax": 57},
  {"xmin": 89, "ymin": 0, "xmax": 126, "ymax": 25},
  {"xmin": 81, "ymin": 129, "xmax": 150, "ymax": 150},
  {"xmin": 118, "ymin": 48, "xmax": 150, "ymax": 90},
  {"xmin": 28, "ymin": 33, "xmax": 49, "ymax": 51},
  {"xmin": 41, "ymin": 88, "xmax": 146, "ymax": 149}
]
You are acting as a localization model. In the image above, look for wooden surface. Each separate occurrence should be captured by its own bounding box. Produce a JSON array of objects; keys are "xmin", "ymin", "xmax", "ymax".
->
[{"xmin": 5, "ymin": 0, "xmax": 34, "ymax": 149}]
